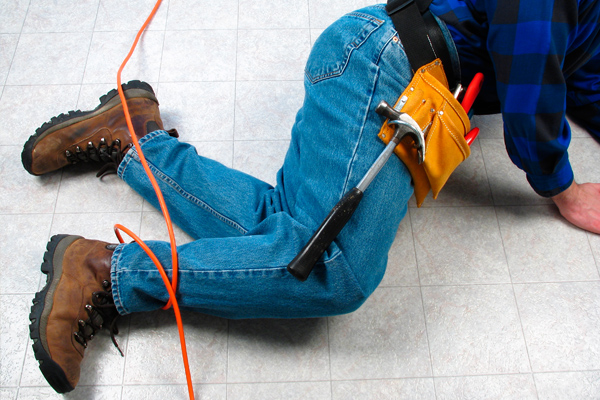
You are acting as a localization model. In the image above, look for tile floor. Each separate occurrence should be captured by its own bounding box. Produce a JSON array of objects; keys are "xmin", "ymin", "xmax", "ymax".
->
[{"xmin": 1, "ymin": 0, "xmax": 600, "ymax": 399}]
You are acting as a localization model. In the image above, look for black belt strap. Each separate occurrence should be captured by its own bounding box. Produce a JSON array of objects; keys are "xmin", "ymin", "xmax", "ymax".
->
[{"xmin": 386, "ymin": 0, "xmax": 460, "ymax": 89}]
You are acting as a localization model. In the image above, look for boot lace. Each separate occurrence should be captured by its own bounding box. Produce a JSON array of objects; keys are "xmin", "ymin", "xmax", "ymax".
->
[
  {"xmin": 64, "ymin": 138, "xmax": 133, "ymax": 179},
  {"xmin": 73, "ymin": 280, "xmax": 124, "ymax": 356}
]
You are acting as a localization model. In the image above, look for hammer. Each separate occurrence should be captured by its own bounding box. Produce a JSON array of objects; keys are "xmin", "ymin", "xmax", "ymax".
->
[{"xmin": 287, "ymin": 100, "xmax": 426, "ymax": 281}]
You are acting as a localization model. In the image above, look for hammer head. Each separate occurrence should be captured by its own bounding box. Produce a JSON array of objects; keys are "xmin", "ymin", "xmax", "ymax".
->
[{"xmin": 376, "ymin": 100, "xmax": 426, "ymax": 164}]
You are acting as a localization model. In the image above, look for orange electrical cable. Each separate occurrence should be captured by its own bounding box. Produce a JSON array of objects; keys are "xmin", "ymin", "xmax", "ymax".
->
[{"xmin": 112, "ymin": 1, "xmax": 195, "ymax": 399}]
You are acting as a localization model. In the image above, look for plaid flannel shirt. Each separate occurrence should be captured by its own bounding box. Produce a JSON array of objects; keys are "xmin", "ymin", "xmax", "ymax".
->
[{"xmin": 430, "ymin": 0, "xmax": 600, "ymax": 197}]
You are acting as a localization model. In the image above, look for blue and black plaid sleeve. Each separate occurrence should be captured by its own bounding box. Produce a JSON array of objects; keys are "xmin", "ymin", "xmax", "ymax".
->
[{"xmin": 431, "ymin": 0, "xmax": 600, "ymax": 197}]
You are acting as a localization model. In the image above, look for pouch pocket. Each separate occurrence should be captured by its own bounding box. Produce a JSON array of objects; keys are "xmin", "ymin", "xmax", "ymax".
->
[{"xmin": 378, "ymin": 59, "xmax": 471, "ymax": 206}]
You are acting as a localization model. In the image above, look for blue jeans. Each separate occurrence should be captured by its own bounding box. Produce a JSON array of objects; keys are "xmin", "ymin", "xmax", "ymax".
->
[{"xmin": 111, "ymin": 5, "xmax": 457, "ymax": 319}]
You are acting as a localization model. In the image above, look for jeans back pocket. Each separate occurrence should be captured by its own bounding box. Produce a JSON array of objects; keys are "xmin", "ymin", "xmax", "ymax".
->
[{"xmin": 305, "ymin": 11, "xmax": 384, "ymax": 84}]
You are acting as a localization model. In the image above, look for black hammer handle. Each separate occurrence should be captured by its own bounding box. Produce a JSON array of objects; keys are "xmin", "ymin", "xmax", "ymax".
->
[{"xmin": 287, "ymin": 187, "xmax": 364, "ymax": 281}]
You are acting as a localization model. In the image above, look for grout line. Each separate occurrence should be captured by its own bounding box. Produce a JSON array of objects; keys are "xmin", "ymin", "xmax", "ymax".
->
[
  {"xmin": 76, "ymin": 0, "xmax": 103, "ymax": 104},
  {"xmin": 494, "ymin": 202, "xmax": 540, "ymax": 398},
  {"xmin": 2, "ymin": 0, "xmax": 30, "ymax": 88}
]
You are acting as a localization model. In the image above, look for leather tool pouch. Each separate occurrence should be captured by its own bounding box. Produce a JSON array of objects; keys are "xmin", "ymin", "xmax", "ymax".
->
[{"xmin": 378, "ymin": 59, "xmax": 471, "ymax": 207}]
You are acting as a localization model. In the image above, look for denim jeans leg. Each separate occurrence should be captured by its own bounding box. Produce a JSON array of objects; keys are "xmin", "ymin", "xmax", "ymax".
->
[
  {"xmin": 111, "ymin": 5, "xmax": 456, "ymax": 319},
  {"xmin": 117, "ymin": 130, "xmax": 283, "ymax": 240}
]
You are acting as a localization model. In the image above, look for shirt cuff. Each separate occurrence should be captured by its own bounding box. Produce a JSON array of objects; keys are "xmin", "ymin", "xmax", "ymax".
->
[{"xmin": 526, "ymin": 160, "xmax": 574, "ymax": 198}]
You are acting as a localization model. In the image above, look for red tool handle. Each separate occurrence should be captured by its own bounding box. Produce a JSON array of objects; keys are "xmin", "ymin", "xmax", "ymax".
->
[
  {"xmin": 461, "ymin": 72, "xmax": 484, "ymax": 114},
  {"xmin": 465, "ymin": 127, "xmax": 479, "ymax": 146}
]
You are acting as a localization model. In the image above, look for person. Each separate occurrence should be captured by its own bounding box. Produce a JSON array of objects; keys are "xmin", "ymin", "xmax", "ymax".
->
[
  {"xmin": 22, "ymin": 0, "xmax": 600, "ymax": 394},
  {"xmin": 428, "ymin": 0, "xmax": 600, "ymax": 234}
]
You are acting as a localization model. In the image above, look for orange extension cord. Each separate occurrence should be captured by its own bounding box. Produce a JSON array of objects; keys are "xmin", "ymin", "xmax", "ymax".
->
[{"xmin": 111, "ymin": 1, "xmax": 195, "ymax": 399}]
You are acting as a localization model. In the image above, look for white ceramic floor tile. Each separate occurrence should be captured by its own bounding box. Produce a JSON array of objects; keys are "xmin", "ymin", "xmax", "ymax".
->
[
  {"xmin": 0, "ymin": 146, "xmax": 61, "ymax": 214},
  {"xmin": 0, "ymin": 295, "xmax": 30, "ymax": 387},
  {"xmin": 227, "ymin": 318, "xmax": 330, "ymax": 383},
  {"xmin": 480, "ymin": 139, "xmax": 553, "ymax": 206},
  {"xmin": 434, "ymin": 374, "xmax": 538, "ymax": 400},
  {"xmin": 140, "ymin": 210, "xmax": 195, "ymax": 244},
  {"xmin": 234, "ymin": 80, "xmax": 303, "ymax": 141},
  {"xmin": 124, "ymin": 310, "xmax": 228, "ymax": 384},
  {"xmin": 16, "ymin": 385, "xmax": 122, "ymax": 399},
  {"xmin": 49, "ymin": 212, "xmax": 142, "ymax": 243},
  {"xmin": 0, "ymin": 35, "xmax": 18, "ymax": 84},
  {"xmin": 236, "ymin": 29, "xmax": 310, "ymax": 81},
  {"xmin": 4, "ymin": 0, "xmax": 600, "ymax": 398},
  {"xmin": 166, "ymin": 0, "xmax": 238, "ymax": 30},
  {"xmin": 515, "ymin": 282, "xmax": 600, "ymax": 372},
  {"xmin": 590, "ymin": 233, "xmax": 600, "ymax": 271},
  {"xmin": 0, "ymin": 214, "xmax": 52, "ymax": 294},
  {"xmin": 161, "ymin": 30, "xmax": 237, "ymax": 82},
  {"xmin": 0, "ymin": 84, "xmax": 80, "ymax": 145},
  {"xmin": 95, "ymin": 0, "xmax": 169, "ymax": 31},
  {"xmin": 22, "ymin": 0, "xmax": 99, "ymax": 33},
  {"xmin": 535, "ymin": 371, "xmax": 600, "ymax": 400},
  {"xmin": 83, "ymin": 30, "xmax": 164, "ymax": 84},
  {"xmin": 55, "ymin": 170, "xmax": 144, "ymax": 214},
  {"xmin": 380, "ymin": 216, "xmax": 419, "ymax": 287},
  {"xmin": 308, "ymin": 0, "xmax": 380, "ymax": 29},
  {"xmin": 77, "ymin": 83, "xmax": 123, "ymax": 110},
  {"xmin": 0, "ymin": 388, "xmax": 16, "ymax": 400},
  {"xmin": 233, "ymin": 140, "xmax": 288, "ymax": 186},
  {"xmin": 311, "ymin": 28, "xmax": 325, "ymax": 46},
  {"xmin": 331, "ymin": 378, "xmax": 436, "ymax": 400},
  {"xmin": 471, "ymin": 113, "xmax": 503, "ymax": 140},
  {"xmin": 18, "ymin": 337, "xmax": 53, "ymax": 388},
  {"xmin": 328, "ymin": 287, "xmax": 431, "ymax": 380},
  {"xmin": 238, "ymin": 0, "xmax": 310, "ymax": 29},
  {"xmin": 122, "ymin": 383, "xmax": 227, "ymax": 400},
  {"xmin": 0, "ymin": 0, "xmax": 29, "ymax": 34},
  {"xmin": 157, "ymin": 82, "xmax": 236, "ymax": 141},
  {"xmin": 410, "ymin": 207, "xmax": 510, "ymax": 285},
  {"xmin": 569, "ymin": 137, "xmax": 600, "ymax": 183},
  {"xmin": 422, "ymin": 285, "xmax": 531, "ymax": 376},
  {"xmin": 227, "ymin": 381, "xmax": 331, "ymax": 400},
  {"xmin": 7, "ymin": 33, "xmax": 91, "ymax": 85},
  {"xmin": 497, "ymin": 205, "xmax": 598, "ymax": 282}
]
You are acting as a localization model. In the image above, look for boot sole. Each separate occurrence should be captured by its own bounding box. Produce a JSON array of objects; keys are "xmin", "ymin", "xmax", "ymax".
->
[
  {"xmin": 21, "ymin": 80, "xmax": 158, "ymax": 175},
  {"xmin": 29, "ymin": 234, "xmax": 83, "ymax": 394}
]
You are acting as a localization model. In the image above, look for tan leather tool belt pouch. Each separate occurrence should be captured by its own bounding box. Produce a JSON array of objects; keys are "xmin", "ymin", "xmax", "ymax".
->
[{"xmin": 378, "ymin": 59, "xmax": 472, "ymax": 207}]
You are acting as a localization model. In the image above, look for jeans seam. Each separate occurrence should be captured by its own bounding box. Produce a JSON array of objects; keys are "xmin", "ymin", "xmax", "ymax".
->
[
  {"xmin": 342, "ymin": 66, "xmax": 381, "ymax": 194},
  {"xmin": 148, "ymin": 158, "xmax": 249, "ymax": 235},
  {"xmin": 148, "ymin": 160, "xmax": 249, "ymax": 235},
  {"xmin": 119, "ymin": 132, "xmax": 249, "ymax": 235},
  {"xmin": 110, "ymin": 243, "xmax": 130, "ymax": 315}
]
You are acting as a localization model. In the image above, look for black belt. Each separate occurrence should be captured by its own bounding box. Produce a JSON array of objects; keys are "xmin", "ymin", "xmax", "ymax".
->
[{"xmin": 386, "ymin": 0, "xmax": 460, "ymax": 89}]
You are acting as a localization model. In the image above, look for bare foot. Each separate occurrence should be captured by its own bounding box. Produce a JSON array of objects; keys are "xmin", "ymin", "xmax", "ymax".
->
[{"xmin": 551, "ymin": 181, "xmax": 600, "ymax": 234}]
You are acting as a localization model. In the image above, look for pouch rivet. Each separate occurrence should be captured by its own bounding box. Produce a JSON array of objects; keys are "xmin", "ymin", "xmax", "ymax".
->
[{"xmin": 439, "ymin": 111, "xmax": 444, "ymax": 116}]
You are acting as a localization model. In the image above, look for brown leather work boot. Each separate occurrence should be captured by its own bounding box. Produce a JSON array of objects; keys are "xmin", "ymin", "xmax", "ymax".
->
[
  {"xmin": 22, "ymin": 80, "xmax": 177, "ymax": 176},
  {"xmin": 29, "ymin": 235, "xmax": 122, "ymax": 393}
]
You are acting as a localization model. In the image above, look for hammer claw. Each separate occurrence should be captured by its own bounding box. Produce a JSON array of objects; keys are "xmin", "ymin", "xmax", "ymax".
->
[{"xmin": 376, "ymin": 100, "xmax": 426, "ymax": 164}]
